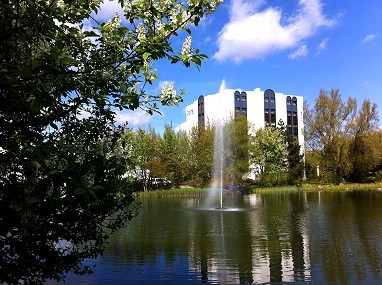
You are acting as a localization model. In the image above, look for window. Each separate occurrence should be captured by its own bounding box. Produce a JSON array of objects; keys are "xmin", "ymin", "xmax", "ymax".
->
[
  {"xmin": 286, "ymin": 96, "xmax": 299, "ymax": 140},
  {"xmin": 271, "ymin": 111, "xmax": 276, "ymax": 125},
  {"xmin": 264, "ymin": 110, "xmax": 269, "ymax": 123},
  {"xmin": 293, "ymin": 113, "xmax": 298, "ymax": 126},
  {"xmin": 198, "ymin": 95, "xmax": 204, "ymax": 128},
  {"xmin": 264, "ymin": 89, "xmax": 276, "ymax": 125},
  {"xmin": 234, "ymin": 91, "xmax": 247, "ymax": 119},
  {"xmin": 287, "ymin": 113, "xmax": 292, "ymax": 126}
]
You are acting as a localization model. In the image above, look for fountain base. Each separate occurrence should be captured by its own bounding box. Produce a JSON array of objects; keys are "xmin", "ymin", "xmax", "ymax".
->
[{"xmin": 215, "ymin": 207, "xmax": 228, "ymax": 210}]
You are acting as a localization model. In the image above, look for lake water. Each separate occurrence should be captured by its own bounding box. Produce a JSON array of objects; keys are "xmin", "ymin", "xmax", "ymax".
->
[{"xmin": 56, "ymin": 190, "xmax": 382, "ymax": 284}]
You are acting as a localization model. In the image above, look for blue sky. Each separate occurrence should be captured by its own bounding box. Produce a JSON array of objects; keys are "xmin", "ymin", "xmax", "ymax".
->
[{"xmin": 100, "ymin": 0, "xmax": 382, "ymax": 133}]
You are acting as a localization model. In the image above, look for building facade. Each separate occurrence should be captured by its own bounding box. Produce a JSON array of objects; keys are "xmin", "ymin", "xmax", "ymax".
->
[{"xmin": 177, "ymin": 87, "xmax": 304, "ymax": 146}]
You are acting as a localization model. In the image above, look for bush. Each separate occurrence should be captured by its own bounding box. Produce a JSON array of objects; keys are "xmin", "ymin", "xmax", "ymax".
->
[
  {"xmin": 375, "ymin": 171, "xmax": 382, "ymax": 182},
  {"xmin": 256, "ymin": 172, "xmax": 289, "ymax": 187},
  {"xmin": 320, "ymin": 171, "xmax": 344, "ymax": 185}
]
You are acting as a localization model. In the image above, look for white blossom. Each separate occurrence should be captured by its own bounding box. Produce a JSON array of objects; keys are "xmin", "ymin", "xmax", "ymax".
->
[
  {"xmin": 102, "ymin": 12, "xmax": 121, "ymax": 43},
  {"xmin": 181, "ymin": 36, "xmax": 193, "ymax": 62},
  {"xmin": 155, "ymin": 21, "xmax": 166, "ymax": 37},
  {"xmin": 136, "ymin": 23, "xmax": 147, "ymax": 42},
  {"xmin": 210, "ymin": 0, "xmax": 223, "ymax": 10},
  {"xmin": 160, "ymin": 81, "xmax": 181, "ymax": 106},
  {"xmin": 123, "ymin": 1, "xmax": 132, "ymax": 15},
  {"xmin": 153, "ymin": 0, "xmax": 175, "ymax": 13}
]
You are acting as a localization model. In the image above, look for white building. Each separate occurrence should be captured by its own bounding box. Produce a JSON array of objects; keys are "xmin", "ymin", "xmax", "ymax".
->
[{"xmin": 177, "ymin": 87, "xmax": 304, "ymax": 146}]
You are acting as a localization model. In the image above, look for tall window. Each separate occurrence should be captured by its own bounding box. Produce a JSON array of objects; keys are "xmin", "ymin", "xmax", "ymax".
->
[
  {"xmin": 198, "ymin": 95, "xmax": 204, "ymax": 128},
  {"xmin": 286, "ymin": 96, "xmax": 298, "ymax": 140},
  {"xmin": 264, "ymin": 89, "xmax": 276, "ymax": 126},
  {"xmin": 234, "ymin": 90, "xmax": 247, "ymax": 119}
]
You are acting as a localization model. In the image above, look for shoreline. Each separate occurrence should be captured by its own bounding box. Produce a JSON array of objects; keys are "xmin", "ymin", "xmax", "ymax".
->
[{"xmin": 135, "ymin": 183, "xmax": 382, "ymax": 197}]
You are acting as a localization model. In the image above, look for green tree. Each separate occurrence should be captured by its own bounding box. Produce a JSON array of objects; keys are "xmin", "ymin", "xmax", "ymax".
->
[
  {"xmin": 186, "ymin": 124, "xmax": 214, "ymax": 187},
  {"xmin": 0, "ymin": 0, "xmax": 222, "ymax": 284},
  {"xmin": 349, "ymin": 134, "xmax": 370, "ymax": 182},
  {"xmin": 304, "ymin": 89, "xmax": 379, "ymax": 181},
  {"xmin": 121, "ymin": 127, "xmax": 163, "ymax": 191},
  {"xmin": 366, "ymin": 131, "xmax": 382, "ymax": 174},
  {"xmin": 249, "ymin": 126, "xmax": 287, "ymax": 175},
  {"xmin": 140, "ymin": 128, "xmax": 166, "ymax": 181},
  {"xmin": 224, "ymin": 115, "xmax": 249, "ymax": 186},
  {"xmin": 349, "ymin": 131, "xmax": 382, "ymax": 182},
  {"xmin": 276, "ymin": 119, "xmax": 304, "ymax": 184},
  {"xmin": 161, "ymin": 124, "xmax": 184, "ymax": 187}
]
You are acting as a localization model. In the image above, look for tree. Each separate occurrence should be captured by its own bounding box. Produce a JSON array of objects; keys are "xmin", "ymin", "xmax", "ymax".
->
[
  {"xmin": 139, "ymin": 128, "xmax": 166, "ymax": 183},
  {"xmin": 0, "ymin": 0, "xmax": 222, "ymax": 284},
  {"xmin": 365, "ymin": 131, "xmax": 382, "ymax": 174},
  {"xmin": 349, "ymin": 134, "xmax": 370, "ymax": 182},
  {"xmin": 224, "ymin": 115, "xmax": 249, "ymax": 186},
  {"xmin": 283, "ymin": 129, "xmax": 304, "ymax": 184},
  {"xmin": 349, "ymin": 131, "xmax": 382, "ymax": 182},
  {"xmin": 160, "ymin": 124, "xmax": 189, "ymax": 187},
  {"xmin": 120, "ymin": 127, "xmax": 163, "ymax": 191},
  {"xmin": 186, "ymin": 124, "xmax": 214, "ymax": 187},
  {"xmin": 304, "ymin": 89, "xmax": 379, "ymax": 181},
  {"xmin": 249, "ymin": 126, "xmax": 287, "ymax": 175}
]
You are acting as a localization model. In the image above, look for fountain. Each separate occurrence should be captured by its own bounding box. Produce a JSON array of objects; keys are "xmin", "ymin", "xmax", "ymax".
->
[
  {"xmin": 202, "ymin": 99, "xmax": 247, "ymax": 212},
  {"xmin": 204, "ymin": 114, "xmax": 230, "ymax": 210},
  {"xmin": 214, "ymin": 119, "xmax": 226, "ymax": 210}
]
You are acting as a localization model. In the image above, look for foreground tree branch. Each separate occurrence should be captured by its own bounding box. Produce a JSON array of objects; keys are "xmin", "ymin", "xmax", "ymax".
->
[{"xmin": 0, "ymin": 0, "xmax": 222, "ymax": 284}]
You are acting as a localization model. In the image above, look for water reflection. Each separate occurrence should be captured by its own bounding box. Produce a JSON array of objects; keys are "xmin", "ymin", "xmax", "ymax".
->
[{"xmin": 54, "ymin": 191, "xmax": 382, "ymax": 284}]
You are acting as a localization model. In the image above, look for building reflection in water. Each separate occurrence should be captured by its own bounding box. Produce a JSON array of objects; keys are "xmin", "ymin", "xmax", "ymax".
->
[
  {"xmin": 80, "ymin": 191, "xmax": 382, "ymax": 285},
  {"xmin": 186, "ymin": 193, "xmax": 312, "ymax": 284}
]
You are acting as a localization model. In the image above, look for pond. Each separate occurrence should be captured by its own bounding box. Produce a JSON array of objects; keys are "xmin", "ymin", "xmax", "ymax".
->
[{"xmin": 56, "ymin": 190, "xmax": 382, "ymax": 284}]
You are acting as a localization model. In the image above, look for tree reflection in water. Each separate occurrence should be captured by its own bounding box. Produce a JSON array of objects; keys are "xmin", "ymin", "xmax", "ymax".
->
[{"xmin": 57, "ymin": 191, "xmax": 382, "ymax": 285}]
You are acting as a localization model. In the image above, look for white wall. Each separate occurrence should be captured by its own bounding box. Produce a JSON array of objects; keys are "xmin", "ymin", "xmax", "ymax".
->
[
  {"xmin": 246, "ymin": 88, "xmax": 265, "ymax": 131},
  {"xmin": 176, "ymin": 88, "xmax": 304, "ymax": 148}
]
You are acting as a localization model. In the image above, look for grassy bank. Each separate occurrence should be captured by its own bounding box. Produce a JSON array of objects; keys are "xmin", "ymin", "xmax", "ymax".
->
[
  {"xmin": 137, "ymin": 188, "xmax": 208, "ymax": 198},
  {"xmin": 249, "ymin": 182, "xmax": 382, "ymax": 194},
  {"xmin": 136, "ymin": 183, "xmax": 382, "ymax": 197}
]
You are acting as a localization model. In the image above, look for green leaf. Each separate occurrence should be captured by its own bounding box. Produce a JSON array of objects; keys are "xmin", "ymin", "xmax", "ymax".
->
[
  {"xmin": 83, "ymin": 30, "xmax": 99, "ymax": 37},
  {"xmin": 32, "ymin": 59, "xmax": 42, "ymax": 69},
  {"xmin": 91, "ymin": 185, "xmax": 105, "ymax": 190},
  {"xmin": 61, "ymin": 56, "xmax": 78, "ymax": 66},
  {"xmin": 143, "ymin": 52, "xmax": 151, "ymax": 61},
  {"xmin": 33, "ymin": 161, "xmax": 42, "ymax": 169},
  {"xmin": 74, "ymin": 188, "xmax": 86, "ymax": 195},
  {"xmin": 192, "ymin": 57, "xmax": 201, "ymax": 66},
  {"xmin": 50, "ymin": 122, "xmax": 59, "ymax": 130}
]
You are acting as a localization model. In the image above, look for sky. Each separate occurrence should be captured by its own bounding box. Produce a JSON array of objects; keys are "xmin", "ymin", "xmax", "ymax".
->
[{"xmin": 96, "ymin": 0, "xmax": 382, "ymax": 133}]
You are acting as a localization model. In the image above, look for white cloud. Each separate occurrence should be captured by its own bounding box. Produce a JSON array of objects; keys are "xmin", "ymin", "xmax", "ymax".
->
[
  {"xmin": 158, "ymin": 80, "xmax": 171, "ymax": 89},
  {"xmin": 198, "ymin": 15, "xmax": 214, "ymax": 27},
  {"xmin": 362, "ymin": 33, "xmax": 377, "ymax": 43},
  {"xmin": 83, "ymin": 0, "xmax": 124, "ymax": 35},
  {"xmin": 94, "ymin": 0, "xmax": 124, "ymax": 21},
  {"xmin": 214, "ymin": 0, "xmax": 337, "ymax": 63},
  {"xmin": 219, "ymin": 79, "xmax": 227, "ymax": 91},
  {"xmin": 288, "ymin": 45, "xmax": 309, "ymax": 59},
  {"xmin": 314, "ymin": 37, "xmax": 329, "ymax": 56},
  {"xmin": 115, "ymin": 109, "xmax": 153, "ymax": 128}
]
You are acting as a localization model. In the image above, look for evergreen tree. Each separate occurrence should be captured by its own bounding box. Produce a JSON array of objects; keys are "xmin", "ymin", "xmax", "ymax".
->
[{"xmin": 285, "ymin": 132, "xmax": 304, "ymax": 184}]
